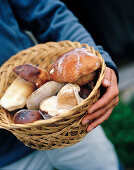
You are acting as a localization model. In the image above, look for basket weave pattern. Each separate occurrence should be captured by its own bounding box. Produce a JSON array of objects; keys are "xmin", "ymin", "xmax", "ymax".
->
[{"xmin": 0, "ymin": 41, "xmax": 105, "ymax": 150}]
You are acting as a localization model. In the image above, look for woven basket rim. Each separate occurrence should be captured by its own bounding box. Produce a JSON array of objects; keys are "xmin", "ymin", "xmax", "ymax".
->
[{"xmin": 0, "ymin": 41, "xmax": 106, "ymax": 129}]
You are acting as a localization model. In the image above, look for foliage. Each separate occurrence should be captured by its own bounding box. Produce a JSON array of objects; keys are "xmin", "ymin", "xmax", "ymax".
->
[{"xmin": 102, "ymin": 96, "xmax": 134, "ymax": 168}]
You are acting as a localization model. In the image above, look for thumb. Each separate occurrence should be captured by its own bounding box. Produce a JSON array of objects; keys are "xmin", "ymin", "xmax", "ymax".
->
[{"xmin": 102, "ymin": 67, "xmax": 112, "ymax": 87}]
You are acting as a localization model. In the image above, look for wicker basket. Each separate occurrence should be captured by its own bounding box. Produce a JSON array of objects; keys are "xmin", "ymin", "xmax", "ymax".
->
[{"xmin": 0, "ymin": 41, "xmax": 105, "ymax": 150}]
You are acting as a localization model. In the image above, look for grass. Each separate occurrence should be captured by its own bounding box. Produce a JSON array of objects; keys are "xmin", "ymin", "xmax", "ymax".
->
[{"xmin": 102, "ymin": 96, "xmax": 134, "ymax": 168}]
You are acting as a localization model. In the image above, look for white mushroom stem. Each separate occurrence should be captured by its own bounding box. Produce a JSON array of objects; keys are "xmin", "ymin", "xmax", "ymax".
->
[{"xmin": 0, "ymin": 77, "xmax": 35, "ymax": 111}]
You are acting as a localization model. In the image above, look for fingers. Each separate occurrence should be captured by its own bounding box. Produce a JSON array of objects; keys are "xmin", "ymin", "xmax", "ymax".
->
[
  {"xmin": 88, "ymin": 69, "xmax": 119, "ymax": 114},
  {"xmin": 81, "ymin": 67, "xmax": 119, "ymax": 132},
  {"xmin": 87, "ymin": 106, "xmax": 114, "ymax": 132},
  {"xmin": 87, "ymin": 87, "xmax": 116, "ymax": 114},
  {"xmin": 82, "ymin": 96, "xmax": 119, "ymax": 125},
  {"xmin": 102, "ymin": 67, "xmax": 112, "ymax": 87}
]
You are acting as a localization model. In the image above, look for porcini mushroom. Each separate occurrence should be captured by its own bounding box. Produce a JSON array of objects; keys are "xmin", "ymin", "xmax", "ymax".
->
[
  {"xmin": 13, "ymin": 109, "xmax": 43, "ymax": 124},
  {"xmin": 57, "ymin": 83, "xmax": 84, "ymax": 110},
  {"xmin": 49, "ymin": 48, "xmax": 101, "ymax": 86},
  {"xmin": 26, "ymin": 81, "xmax": 65, "ymax": 110},
  {"xmin": 0, "ymin": 76, "xmax": 35, "ymax": 111},
  {"xmin": 39, "ymin": 83, "xmax": 84, "ymax": 117},
  {"xmin": 13, "ymin": 64, "xmax": 49, "ymax": 88}
]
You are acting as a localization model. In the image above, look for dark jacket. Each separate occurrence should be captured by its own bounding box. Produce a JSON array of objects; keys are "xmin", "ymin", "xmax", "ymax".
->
[{"xmin": 0, "ymin": 0, "xmax": 118, "ymax": 167}]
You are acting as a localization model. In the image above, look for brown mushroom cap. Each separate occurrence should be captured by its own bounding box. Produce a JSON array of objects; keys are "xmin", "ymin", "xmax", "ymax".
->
[
  {"xmin": 49, "ymin": 48, "xmax": 100, "ymax": 85},
  {"xmin": 13, "ymin": 109, "xmax": 43, "ymax": 124},
  {"xmin": 13, "ymin": 64, "xmax": 49, "ymax": 88}
]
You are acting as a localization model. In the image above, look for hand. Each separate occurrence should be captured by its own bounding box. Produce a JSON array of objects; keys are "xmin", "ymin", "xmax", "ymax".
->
[{"xmin": 82, "ymin": 67, "xmax": 119, "ymax": 132}]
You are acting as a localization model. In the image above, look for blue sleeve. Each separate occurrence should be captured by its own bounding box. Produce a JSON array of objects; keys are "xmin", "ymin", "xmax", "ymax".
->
[{"xmin": 9, "ymin": 0, "xmax": 118, "ymax": 78}]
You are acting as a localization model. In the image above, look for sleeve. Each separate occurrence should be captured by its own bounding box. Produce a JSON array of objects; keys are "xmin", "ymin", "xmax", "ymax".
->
[{"xmin": 9, "ymin": 0, "xmax": 118, "ymax": 79}]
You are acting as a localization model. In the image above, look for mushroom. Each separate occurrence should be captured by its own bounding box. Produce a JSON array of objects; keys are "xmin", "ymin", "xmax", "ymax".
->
[
  {"xmin": 39, "ymin": 96, "xmax": 62, "ymax": 117},
  {"xmin": 39, "ymin": 83, "xmax": 84, "ymax": 117},
  {"xmin": 49, "ymin": 48, "xmax": 100, "ymax": 86},
  {"xmin": 57, "ymin": 83, "xmax": 84, "ymax": 110},
  {"xmin": 0, "ymin": 76, "xmax": 35, "ymax": 111},
  {"xmin": 26, "ymin": 81, "xmax": 65, "ymax": 110},
  {"xmin": 13, "ymin": 109, "xmax": 43, "ymax": 124},
  {"xmin": 13, "ymin": 64, "xmax": 50, "ymax": 88},
  {"xmin": 79, "ymin": 84, "xmax": 92, "ymax": 99}
]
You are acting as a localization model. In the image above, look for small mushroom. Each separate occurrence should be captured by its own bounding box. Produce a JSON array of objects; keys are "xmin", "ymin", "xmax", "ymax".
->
[
  {"xmin": 13, "ymin": 64, "xmax": 50, "ymax": 88},
  {"xmin": 13, "ymin": 109, "xmax": 43, "ymax": 124},
  {"xmin": 26, "ymin": 81, "xmax": 65, "ymax": 110},
  {"xmin": 39, "ymin": 96, "xmax": 63, "ymax": 117},
  {"xmin": 79, "ymin": 84, "xmax": 92, "ymax": 99},
  {"xmin": 39, "ymin": 83, "xmax": 84, "ymax": 117},
  {"xmin": 57, "ymin": 83, "xmax": 84, "ymax": 110}
]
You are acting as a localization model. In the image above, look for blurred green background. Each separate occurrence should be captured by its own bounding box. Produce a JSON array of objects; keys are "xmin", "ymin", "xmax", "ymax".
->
[{"xmin": 102, "ymin": 96, "xmax": 134, "ymax": 169}]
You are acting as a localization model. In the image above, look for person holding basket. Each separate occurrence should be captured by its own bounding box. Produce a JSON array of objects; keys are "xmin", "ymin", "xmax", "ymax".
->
[{"xmin": 0, "ymin": 0, "xmax": 120, "ymax": 170}]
